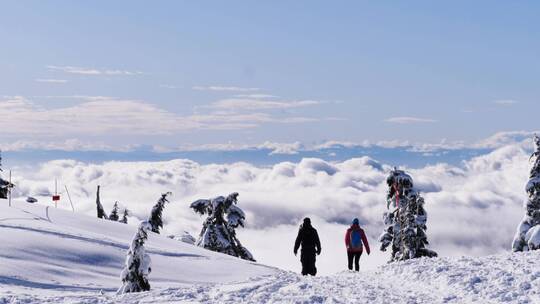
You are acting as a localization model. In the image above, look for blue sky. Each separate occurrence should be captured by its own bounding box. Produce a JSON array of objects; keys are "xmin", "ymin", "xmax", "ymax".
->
[{"xmin": 0, "ymin": 1, "xmax": 538, "ymax": 151}]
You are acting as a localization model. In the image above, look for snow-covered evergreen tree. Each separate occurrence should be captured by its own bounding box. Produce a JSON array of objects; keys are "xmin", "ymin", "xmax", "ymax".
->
[
  {"xmin": 0, "ymin": 150, "xmax": 8, "ymax": 200},
  {"xmin": 512, "ymin": 135, "xmax": 540, "ymax": 251},
  {"xmin": 379, "ymin": 168, "xmax": 437, "ymax": 262},
  {"xmin": 96, "ymin": 185, "xmax": 108, "ymax": 219},
  {"xmin": 117, "ymin": 221, "xmax": 152, "ymax": 294},
  {"xmin": 109, "ymin": 202, "xmax": 120, "ymax": 221},
  {"xmin": 190, "ymin": 192, "xmax": 255, "ymax": 261},
  {"xmin": 148, "ymin": 192, "xmax": 171, "ymax": 234},
  {"xmin": 0, "ymin": 151, "xmax": 15, "ymax": 200},
  {"xmin": 120, "ymin": 209, "xmax": 130, "ymax": 224}
]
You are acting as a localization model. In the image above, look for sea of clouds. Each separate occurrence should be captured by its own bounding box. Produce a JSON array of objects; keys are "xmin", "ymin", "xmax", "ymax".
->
[{"xmin": 4, "ymin": 142, "xmax": 533, "ymax": 275}]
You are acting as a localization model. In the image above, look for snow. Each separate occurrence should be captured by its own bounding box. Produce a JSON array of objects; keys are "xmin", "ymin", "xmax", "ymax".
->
[
  {"xmin": 0, "ymin": 200, "xmax": 539, "ymax": 303},
  {"xmin": 0, "ymin": 201, "xmax": 275, "ymax": 298}
]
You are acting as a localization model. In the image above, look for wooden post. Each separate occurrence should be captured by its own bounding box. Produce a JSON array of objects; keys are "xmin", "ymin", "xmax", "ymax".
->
[{"xmin": 65, "ymin": 185, "xmax": 75, "ymax": 212}]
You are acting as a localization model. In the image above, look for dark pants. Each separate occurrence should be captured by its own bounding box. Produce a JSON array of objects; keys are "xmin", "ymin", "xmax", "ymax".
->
[
  {"xmin": 347, "ymin": 251, "xmax": 362, "ymax": 271},
  {"xmin": 301, "ymin": 250, "xmax": 317, "ymax": 276}
]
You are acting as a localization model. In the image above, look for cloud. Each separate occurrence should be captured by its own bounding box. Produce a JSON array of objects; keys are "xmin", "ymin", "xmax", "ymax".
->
[
  {"xmin": 192, "ymin": 86, "xmax": 261, "ymax": 92},
  {"xmin": 234, "ymin": 94, "xmax": 279, "ymax": 99},
  {"xmin": 384, "ymin": 116, "xmax": 437, "ymax": 124},
  {"xmin": 206, "ymin": 98, "xmax": 321, "ymax": 111},
  {"xmin": 0, "ymin": 139, "xmax": 137, "ymax": 152},
  {"xmin": 35, "ymin": 79, "xmax": 68, "ymax": 84},
  {"xmin": 493, "ymin": 100, "xmax": 519, "ymax": 106},
  {"xmin": 0, "ymin": 96, "xmax": 319, "ymax": 137},
  {"xmin": 159, "ymin": 84, "xmax": 181, "ymax": 89},
  {"xmin": 5, "ymin": 144, "xmax": 531, "ymax": 274},
  {"xmin": 46, "ymin": 65, "xmax": 143, "ymax": 76},
  {"xmin": 0, "ymin": 96, "xmax": 198, "ymax": 136}
]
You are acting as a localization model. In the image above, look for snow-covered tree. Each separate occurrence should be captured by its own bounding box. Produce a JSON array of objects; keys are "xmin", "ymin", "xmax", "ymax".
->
[
  {"xmin": 109, "ymin": 202, "xmax": 120, "ymax": 221},
  {"xmin": 190, "ymin": 192, "xmax": 255, "ymax": 261},
  {"xmin": 96, "ymin": 185, "xmax": 108, "ymax": 219},
  {"xmin": 512, "ymin": 135, "xmax": 540, "ymax": 251},
  {"xmin": 120, "ymin": 209, "xmax": 130, "ymax": 224},
  {"xmin": 0, "ymin": 151, "xmax": 15, "ymax": 201},
  {"xmin": 118, "ymin": 221, "xmax": 152, "ymax": 294},
  {"xmin": 148, "ymin": 192, "xmax": 171, "ymax": 234},
  {"xmin": 0, "ymin": 151, "xmax": 8, "ymax": 200},
  {"xmin": 379, "ymin": 168, "xmax": 437, "ymax": 262}
]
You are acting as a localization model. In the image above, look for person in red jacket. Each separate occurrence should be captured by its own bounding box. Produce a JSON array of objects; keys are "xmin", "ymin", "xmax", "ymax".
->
[{"xmin": 345, "ymin": 218, "xmax": 370, "ymax": 271}]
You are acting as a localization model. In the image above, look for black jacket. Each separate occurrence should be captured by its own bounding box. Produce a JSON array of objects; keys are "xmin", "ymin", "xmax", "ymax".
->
[{"xmin": 294, "ymin": 223, "xmax": 321, "ymax": 254}]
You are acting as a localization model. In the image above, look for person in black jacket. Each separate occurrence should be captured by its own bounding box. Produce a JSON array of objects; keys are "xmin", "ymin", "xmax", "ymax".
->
[{"xmin": 293, "ymin": 217, "xmax": 321, "ymax": 276}]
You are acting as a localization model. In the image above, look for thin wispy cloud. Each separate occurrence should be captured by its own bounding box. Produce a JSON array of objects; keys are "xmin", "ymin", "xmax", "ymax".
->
[
  {"xmin": 384, "ymin": 116, "xmax": 437, "ymax": 124},
  {"xmin": 0, "ymin": 96, "xmax": 320, "ymax": 137},
  {"xmin": 34, "ymin": 79, "xmax": 68, "ymax": 84},
  {"xmin": 234, "ymin": 94, "xmax": 279, "ymax": 99},
  {"xmin": 159, "ymin": 84, "xmax": 181, "ymax": 89},
  {"xmin": 46, "ymin": 65, "xmax": 143, "ymax": 76},
  {"xmin": 206, "ymin": 98, "xmax": 321, "ymax": 111},
  {"xmin": 493, "ymin": 99, "xmax": 519, "ymax": 106},
  {"xmin": 192, "ymin": 86, "xmax": 261, "ymax": 92}
]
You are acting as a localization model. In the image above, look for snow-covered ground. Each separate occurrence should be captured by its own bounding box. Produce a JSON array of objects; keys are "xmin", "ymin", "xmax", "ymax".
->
[{"xmin": 0, "ymin": 201, "xmax": 538, "ymax": 303}]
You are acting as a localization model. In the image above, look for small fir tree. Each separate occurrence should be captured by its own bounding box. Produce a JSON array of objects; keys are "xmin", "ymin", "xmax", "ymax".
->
[
  {"xmin": 190, "ymin": 192, "xmax": 255, "ymax": 261},
  {"xmin": 109, "ymin": 202, "xmax": 120, "ymax": 221},
  {"xmin": 0, "ymin": 151, "xmax": 10, "ymax": 200},
  {"xmin": 379, "ymin": 168, "xmax": 437, "ymax": 262},
  {"xmin": 120, "ymin": 209, "xmax": 130, "ymax": 224},
  {"xmin": 512, "ymin": 135, "xmax": 540, "ymax": 251},
  {"xmin": 148, "ymin": 192, "xmax": 172, "ymax": 234},
  {"xmin": 117, "ymin": 221, "xmax": 152, "ymax": 294},
  {"xmin": 96, "ymin": 185, "xmax": 108, "ymax": 219}
]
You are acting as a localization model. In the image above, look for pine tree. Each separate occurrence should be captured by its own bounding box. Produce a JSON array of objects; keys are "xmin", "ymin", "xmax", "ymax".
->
[
  {"xmin": 190, "ymin": 192, "xmax": 255, "ymax": 261},
  {"xmin": 0, "ymin": 150, "xmax": 8, "ymax": 200},
  {"xmin": 148, "ymin": 192, "xmax": 171, "ymax": 234},
  {"xmin": 109, "ymin": 202, "xmax": 120, "ymax": 221},
  {"xmin": 379, "ymin": 168, "xmax": 437, "ymax": 262},
  {"xmin": 117, "ymin": 221, "xmax": 152, "ymax": 294},
  {"xmin": 120, "ymin": 209, "xmax": 130, "ymax": 224},
  {"xmin": 96, "ymin": 185, "xmax": 108, "ymax": 219},
  {"xmin": 512, "ymin": 135, "xmax": 540, "ymax": 251}
]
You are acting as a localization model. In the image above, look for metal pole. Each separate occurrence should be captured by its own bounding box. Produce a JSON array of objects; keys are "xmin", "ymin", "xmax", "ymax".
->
[
  {"xmin": 8, "ymin": 170, "xmax": 11, "ymax": 207},
  {"xmin": 54, "ymin": 179, "xmax": 57, "ymax": 208},
  {"xmin": 65, "ymin": 185, "xmax": 75, "ymax": 212}
]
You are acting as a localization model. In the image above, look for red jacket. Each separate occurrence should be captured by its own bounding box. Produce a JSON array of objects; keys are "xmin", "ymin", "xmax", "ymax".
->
[{"xmin": 345, "ymin": 224, "xmax": 370, "ymax": 254}]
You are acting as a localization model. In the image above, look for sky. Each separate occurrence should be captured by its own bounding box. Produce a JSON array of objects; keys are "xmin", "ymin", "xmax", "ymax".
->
[
  {"xmin": 1, "ymin": 1, "xmax": 539, "ymax": 153},
  {"xmin": 0, "ymin": 2, "xmax": 539, "ymax": 276}
]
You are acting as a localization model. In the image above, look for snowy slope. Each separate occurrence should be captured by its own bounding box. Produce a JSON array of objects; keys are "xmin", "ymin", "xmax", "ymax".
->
[
  {"xmin": 0, "ymin": 201, "xmax": 539, "ymax": 303},
  {"xmin": 0, "ymin": 201, "xmax": 276, "ymax": 298}
]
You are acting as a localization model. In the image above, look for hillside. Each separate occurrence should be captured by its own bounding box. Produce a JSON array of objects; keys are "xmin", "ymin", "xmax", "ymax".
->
[{"xmin": 0, "ymin": 201, "xmax": 538, "ymax": 303}]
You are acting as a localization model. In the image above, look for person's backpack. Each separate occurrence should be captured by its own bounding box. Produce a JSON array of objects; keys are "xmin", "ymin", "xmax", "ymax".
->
[{"xmin": 350, "ymin": 228, "xmax": 363, "ymax": 250}]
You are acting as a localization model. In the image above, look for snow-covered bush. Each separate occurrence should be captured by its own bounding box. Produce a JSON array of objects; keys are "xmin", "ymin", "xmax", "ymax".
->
[
  {"xmin": 190, "ymin": 192, "xmax": 255, "ymax": 261},
  {"xmin": 95, "ymin": 185, "xmax": 108, "ymax": 219},
  {"xmin": 168, "ymin": 231, "xmax": 196, "ymax": 245},
  {"xmin": 148, "ymin": 192, "xmax": 171, "ymax": 234},
  {"xmin": 379, "ymin": 168, "xmax": 437, "ymax": 261},
  {"xmin": 512, "ymin": 135, "xmax": 540, "ymax": 251},
  {"xmin": 118, "ymin": 221, "xmax": 152, "ymax": 294}
]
